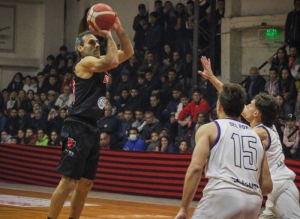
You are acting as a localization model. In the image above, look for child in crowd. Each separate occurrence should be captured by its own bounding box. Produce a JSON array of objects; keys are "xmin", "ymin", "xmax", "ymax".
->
[
  {"xmin": 178, "ymin": 140, "xmax": 191, "ymax": 154},
  {"xmin": 146, "ymin": 131, "xmax": 160, "ymax": 151},
  {"xmin": 283, "ymin": 114, "xmax": 299, "ymax": 159}
]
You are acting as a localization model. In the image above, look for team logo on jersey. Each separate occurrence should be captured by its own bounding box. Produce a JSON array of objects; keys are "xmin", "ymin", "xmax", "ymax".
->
[
  {"xmin": 67, "ymin": 138, "xmax": 76, "ymax": 149},
  {"xmin": 97, "ymin": 96, "xmax": 106, "ymax": 109},
  {"xmin": 103, "ymin": 72, "xmax": 109, "ymax": 84}
]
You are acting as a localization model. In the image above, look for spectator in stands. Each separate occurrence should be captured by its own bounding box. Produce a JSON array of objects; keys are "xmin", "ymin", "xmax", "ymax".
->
[
  {"xmin": 115, "ymin": 88, "xmax": 131, "ymax": 111},
  {"xmin": 158, "ymin": 136, "xmax": 172, "ymax": 153},
  {"xmin": 46, "ymin": 75, "xmax": 61, "ymax": 94},
  {"xmin": 17, "ymin": 108, "xmax": 29, "ymax": 133},
  {"xmin": 131, "ymin": 109, "xmax": 146, "ymax": 133},
  {"xmin": 136, "ymin": 73, "xmax": 146, "ymax": 92},
  {"xmin": 0, "ymin": 111, "xmax": 7, "ymax": 133},
  {"xmin": 244, "ymin": 67, "xmax": 266, "ymax": 103},
  {"xmin": 138, "ymin": 52, "xmax": 161, "ymax": 75},
  {"xmin": 48, "ymin": 130, "xmax": 61, "ymax": 146},
  {"xmin": 116, "ymin": 110, "xmax": 125, "ymax": 123},
  {"xmin": 55, "ymin": 85, "xmax": 72, "ymax": 110},
  {"xmin": 35, "ymin": 128, "xmax": 49, "ymax": 146},
  {"xmin": 160, "ymin": 44, "xmax": 174, "ymax": 72},
  {"xmin": 294, "ymin": 88, "xmax": 300, "ymax": 120},
  {"xmin": 124, "ymin": 87, "xmax": 143, "ymax": 111},
  {"xmin": 23, "ymin": 75, "xmax": 36, "ymax": 93},
  {"xmin": 30, "ymin": 102, "xmax": 42, "ymax": 118},
  {"xmin": 17, "ymin": 129, "xmax": 25, "ymax": 144},
  {"xmin": 142, "ymin": 70, "xmax": 161, "ymax": 109},
  {"xmin": 97, "ymin": 105, "xmax": 119, "ymax": 148},
  {"xmin": 24, "ymin": 127, "xmax": 37, "ymax": 145},
  {"xmin": 122, "ymin": 127, "xmax": 147, "ymax": 151},
  {"xmin": 275, "ymin": 94, "xmax": 288, "ymax": 141},
  {"xmin": 7, "ymin": 72, "xmax": 23, "ymax": 93},
  {"xmin": 140, "ymin": 111, "xmax": 164, "ymax": 143},
  {"xmin": 278, "ymin": 67, "xmax": 297, "ymax": 114},
  {"xmin": 171, "ymin": 51, "xmax": 183, "ymax": 75},
  {"xmin": 148, "ymin": 94, "xmax": 165, "ymax": 121},
  {"xmin": 285, "ymin": 0, "xmax": 300, "ymax": 46},
  {"xmin": 123, "ymin": 55, "xmax": 141, "ymax": 80},
  {"xmin": 265, "ymin": 67, "xmax": 279, "ymax": 96},
  {"xmin": 146, "ymin": 131, "xmax": 160, "ymax": 151},
  {"xmin": 60, "ymin": 68, "xmax": 74, "ymax": 94},
  {"xmin": 55, "ymin": 46, "xmax": 68, "ymax": 65},
  {"xmin": 163, "ymin": 1, "xmax": 176, "ymax": 47},
  {"xmin": 133, "ymin": 4, "xmax": 149, "ymax": 53},
  {"xmin": 288, "ymin": 44, "xmax": 300, "ymax": 78},
  {"xmin": 44, "ymin": 90, "xmax": 57, "ymax": 114},
  {"xmin": 6, "ymin": 91, "xmax": 17, "ymax": 110},
  {"xmin": 37, "ymin": 72, "xmax": 47, "ymax": 94},
  {"xmin": 178, "ymin": 139, "xmax": 191, "ymax": 154},
  {"xmin": 118, "ymin": 109, "xmax": 134, "ymax": 146},
  {"xmin": 174, "ymin": 3, "xmax": 189, "ymax": 55},
  {"xmin": 10, "ymin": 136, "xmax": 18, "ymax": 144},
  {"xmin": 2, "ymin": 89, "xmax": 9, "ymax": 110},
  {"xmin": 162, "ymin": 87, "xmax": 182, "ymax": 125},
  {"xmin": 160, "ymin": 69, "xmax": 182, "ymax": 104},
  {"xmin": 29, "ymin": 109, "xmax": 47, "ymax": 131},
  {"xmin": 14, "ymin": 90, "xmax": 25, "ymax": 109},
  {"xmin": 158, "ymin": 127, "xmax": 177, "ymax": 153},
  {"xmin": 57, "ymin": 58, "xmax": 67, "ymax": 76},
  {"xmin": 214, "ymin": 0, "xmax": 225, "ymax": 73},
  {"xmin": 0, "ymin": 130, "xmax": 11, "ymax": 143},
  {"xmin": 67, "ymin": 56, "xmax": 75, "ymax": 68},
  {"xmin": 4, "ymin": 108, "xmax": 18, "ymax": 136},
  {"xmin": 283, "ymin": 113, "xmax": 299, "ymax": 159},
  {"xmin": 268, "ymin": 47, "xmax": 289, "ymax": 75},
  {"xmin": 190, "ymin": 112, "xmax": 210, "ymax": 149},
  {"xmin": 42, "ymin": 55, "xmax": 56, "ymax": 74},
  {"xmin": 99, "ymin": 132, "xmax": 111, "ymax": 150},
  {"xmin": 178, "ymin": 88, "xmax": 210, "ymax": 123},
  {"xmin": 115, "ymin": 69, "xmax": 133, "ymax": 99},
  {"xmin": 47, "ymin": 106, "xmax": 64, "ymax": 135}
]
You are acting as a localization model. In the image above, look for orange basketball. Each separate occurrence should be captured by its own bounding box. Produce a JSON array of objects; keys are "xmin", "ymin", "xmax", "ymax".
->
[{"xmin": 87, "ymin": 3, "xmax": 116, "ymax": 31}]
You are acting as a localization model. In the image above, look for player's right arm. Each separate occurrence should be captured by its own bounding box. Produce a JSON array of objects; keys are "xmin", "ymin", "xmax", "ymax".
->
[
  {"xmin": 259, "ymin": 151, "xmax": 273, "ymax": 196},
  {"xmin": 175, "ymin": 122, "xmax": 217, "ymax": 219},
  {"xmin": 76, "ymin": 29, "xmax": 119, "ymax": 78}
]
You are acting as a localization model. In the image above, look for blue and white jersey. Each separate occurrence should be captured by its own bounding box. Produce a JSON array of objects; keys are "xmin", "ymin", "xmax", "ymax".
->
[
  {"xmin": 204, "ymin": 118, "xmax": 264, "ymax": 197},
  {"xmin": 255, "ymin": 124, "xmax": 296, "ymax": 181}
]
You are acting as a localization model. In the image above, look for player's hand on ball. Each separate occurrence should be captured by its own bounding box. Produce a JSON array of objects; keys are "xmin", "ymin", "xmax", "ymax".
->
[{"xmin": 111, "ymin": 16, "xmax": 122, "ymax": 32}]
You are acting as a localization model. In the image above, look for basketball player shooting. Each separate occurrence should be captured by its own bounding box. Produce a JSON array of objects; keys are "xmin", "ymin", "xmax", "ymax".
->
[
  {"xmin": 47, "ymin": 12, "xmax": 133, "ymax": 219},
  {"xmin": 198, "ymin": 56, "xmax": 300, "ymax": 219}
]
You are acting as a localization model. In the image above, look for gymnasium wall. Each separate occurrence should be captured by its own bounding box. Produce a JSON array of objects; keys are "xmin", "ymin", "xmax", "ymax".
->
[{"xmin": 0, "ymin": 143, "xmax": 299, "ymax": 201}]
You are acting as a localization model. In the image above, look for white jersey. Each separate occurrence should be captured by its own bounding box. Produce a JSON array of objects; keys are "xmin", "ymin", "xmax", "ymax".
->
[
  {"xmin": 204, "ymin": 119, "xmax": 265, "ymax": 197},
  {"xmin": 255, "ymin": 124, "xmax": 296, "ymax": 182}
]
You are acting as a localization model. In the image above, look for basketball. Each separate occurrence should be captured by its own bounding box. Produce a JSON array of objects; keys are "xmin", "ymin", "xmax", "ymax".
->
[{"xmin": 87, "ymin": 3, "xmax": 116, "ymax": 31}]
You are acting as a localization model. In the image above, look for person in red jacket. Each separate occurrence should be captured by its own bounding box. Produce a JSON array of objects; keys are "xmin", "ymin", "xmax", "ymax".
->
[{"xmin": 178, "ymin": 88, "xmax": 210, "ymax": 123}]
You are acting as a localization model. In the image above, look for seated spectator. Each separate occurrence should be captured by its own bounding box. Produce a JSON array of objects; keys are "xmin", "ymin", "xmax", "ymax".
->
[
  {"xmin": 146, "ymin": 131, "xmax": 160, "ymax": 151},
  {"xmin": 60, "ymin": 67, "xmax": 74, "ymax": 93},
  {"xmin": 283, "ymin": 114, "xmax": 299, "ymax": 159},
  {"xmin": 47, "ymin": 106, "xmax": 66, "ymax": 135},
  {"xmin": 6, "ymin": 91, "xmax": 17, "ymax": 111},
  {"xmin": 35, "ymin": 129, "xmax": 49, "ymax": 146},
  {"xmin": 288, "ymin": 44, "xmax": 300, "ymax": 78},
  {"xmin": 0, "ymin": 130, "xmax": 11, "ymax": 143},
  {"xmin": 268, "ymin": 47, "xmax": 289, "ymax": 75},
  {"xmin": 114, "ymin": 69, "xmax": 133, "ymax": 100},
  {"xmin": 123, "ymin": 55, "xmax": 142, "ymax": 80},
  {"xmin": 7, "ymin": 72, "xmax": 23, "ymax": 93},
  {"xmin": 122, "ymin": 127, "xmax": 147, "ymax": 151},
  {"xmin": 118, "ymin": 109, "xmax": 134, "ymax": 145},
  {"xmin": 23, "ymin": 75, "xmax": 37, "ymax": 93},
  {"xmin": 190, "ymin": 112, "xmax": 210, "ymax": 149},
  {"xmin": 37, "ymin": 72, "xmax": 47, "ymax": 94},
  {"xmin": 115, "ymin": 88, "xmax": 131, "ymax": 111},
  {"xmin": 29, "ymin": 109, "xmax": 47, "ymax": 131},
  {"xmin": 133, "ymin": 4, "xmax": 149, "ymax": 53},
  {"xmin": 275, "ymin": 94, "xmax": 288, "ymax": 141},
  {"xmin": 97, "ymin": 105, "xmax": 119, "ymax": 148},
  {"xmin": 4, "ymin": 108, "xmax": 18, "ymax": 136},
  {"xmin": 158, "ymin": 136, "xmax": 172, "ymax": 153},
  {"xmin": 55, "ymin": 85, "xmax": 72, "ymax": 109},
  {"xmin": 17, "ymin": 129, "xmax": 25, "ymax": 144},
  {"xmin": 46, "ymin": 75, "xmax": 61, "ymax": 93},
  {"xmin": 48, "ymin": 130, "xmax": 61, "ymax": 146},
  {"xmin": 99, "ymin": 132, "xmax": 111, "ymax": 150},
  {"xmin": 131, "ymin": 109, "xmax": 146, "ymax": 133},
  {"xmin": 160, "ymin": 69, "xmax": 182, "ymax": 104},
  {"xmin": 42, "ymin": 55, "xmax": 56, "ymax": 74},
  {"xmin": 24, "ymin": 127, "xmax": 38, "ymax": 145},
  {"xmin": 140, "ymin": 111, "xmax": 164, "ymax": 143},
  {"xmin": 178, "ymin": 139, "xmax": 191, "ymax": 153},
  {"xmin": 44, "ymin": 90, "xmax": 57, "ymax": 114},
  {"xmin": 162, "ymin": 87, "xmax": 182, "ymax": 124},
  {"xmin": 138, "ymin": 52, "xmax": 161, "ymax": 75},
  {"xmin": 148, "ymin": 94, "xmax": 165, "ymax": 121},
  {"xmin": 158, "ymin": 127, "xmax": 177, "ymax": 153},
  {"xmin": 124, "ymin": 87, "xmax": 143, "ymax": 111},
  {"xmin": 265, "ymin": 67, "xmax": 279, "ymax": 96},
  {"xmin": 10, "ymin": 137, "xmax": 18, "ymax": 144}
]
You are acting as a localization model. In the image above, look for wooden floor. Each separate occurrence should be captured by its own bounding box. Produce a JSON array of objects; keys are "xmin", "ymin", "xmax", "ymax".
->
[{"xmin": 0, "ymin": 182, "xmax": 197, "ymax": 219}]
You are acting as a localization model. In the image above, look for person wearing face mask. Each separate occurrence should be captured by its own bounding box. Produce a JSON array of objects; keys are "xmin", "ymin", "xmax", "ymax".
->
[
  {"xmin": 122, "ymin": 127, "xmax": 147, "ymax": 151},
  {"xmin": 244, "ymin": 67, "xmax": 266, "ymax": 104}
]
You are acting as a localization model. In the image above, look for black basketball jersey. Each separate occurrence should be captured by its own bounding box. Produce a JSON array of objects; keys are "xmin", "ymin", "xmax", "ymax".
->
[{"xmin": 68, "ymin": 71, "xmax": 108, "ymax": 123}]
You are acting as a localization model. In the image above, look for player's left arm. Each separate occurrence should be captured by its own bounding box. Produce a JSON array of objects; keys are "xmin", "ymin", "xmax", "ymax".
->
[
  {"xmin": 112, "ymin": 17, "xmax": 134, "ymax": 64},
  {"xmin": 176, "ymin": 122, "xmax": 216, "ymax": 217}
]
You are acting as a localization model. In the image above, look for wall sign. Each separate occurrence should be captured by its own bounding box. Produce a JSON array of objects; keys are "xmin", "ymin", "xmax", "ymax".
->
[{"xmin": 0, "ymin": 5, "xmax": 15, "ymax": 52}]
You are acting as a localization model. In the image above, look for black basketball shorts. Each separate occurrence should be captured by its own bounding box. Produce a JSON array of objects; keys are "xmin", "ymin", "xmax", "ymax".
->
[{"xmin": 57, "ymin": 118, "xmax": 100, "ymax": 180}]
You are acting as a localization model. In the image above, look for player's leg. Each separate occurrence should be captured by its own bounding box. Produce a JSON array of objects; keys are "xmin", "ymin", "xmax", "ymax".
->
[
  {"xmin": 69, "ymin": 177, "xmax": 93, "ymax": 218},
  {"xmin": 274, "ymin": 180, "xmax": 300, "ymax": 218},
  {"xmin": 48, "ymin": 176, "xmax": 77, "ymax": 219}
]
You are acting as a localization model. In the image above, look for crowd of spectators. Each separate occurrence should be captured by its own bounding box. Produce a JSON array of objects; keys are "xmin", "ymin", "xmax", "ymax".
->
[{"xmin": 1, "ymin": 0, "xmax": 300, "ymax": 159}]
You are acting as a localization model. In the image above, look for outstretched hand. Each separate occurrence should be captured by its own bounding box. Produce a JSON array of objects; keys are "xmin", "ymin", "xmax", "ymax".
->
[
  {"xmin": 88, "ymin": 25, "xmax": 111, "ymax": 38},
  {"xmin": 198, "ymin": 56, "xmax": 214, "ymax": 79}
]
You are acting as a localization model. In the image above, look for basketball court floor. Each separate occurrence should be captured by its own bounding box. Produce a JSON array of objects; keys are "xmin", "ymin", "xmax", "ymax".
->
[{"xmin": 0, "ymin": 182, "xmax": 198, "ymax": 219}]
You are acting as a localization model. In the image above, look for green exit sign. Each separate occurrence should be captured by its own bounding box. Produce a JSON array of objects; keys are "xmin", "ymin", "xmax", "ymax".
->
[{"xmin": 266, "ymin": 29, "xmax": 278, "ymax": 38}]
